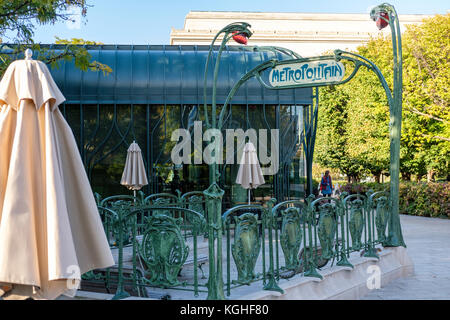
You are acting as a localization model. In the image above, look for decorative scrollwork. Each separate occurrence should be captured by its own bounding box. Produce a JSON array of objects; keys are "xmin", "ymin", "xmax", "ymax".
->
[
  {"xmin": 139, "ymin": 214, "xmax": 189, "ymax": 287},
  {"xmin": 375, "ymin": 196, "xmax": 389, "ymax": 245},
  {"xmin": 186, "ymin": 195, "xmax": 206, "ymax": 233},
  {"xmin": 231, "ymin": 213, "xmax": 261, "ymax": 284},
  {"xmin": 349, "ymin": 199, "xmax": 365, "ymax": 250},
  {"xmin": 317, "ymin": 203, "xmax": 337, "ymax": 260},
  {"xmin": 82, "ymin": 270, "xmax": 104, "ymax": 281},
  {"xmin": 110, "ymin": 201, "xmax": 135, "ymax": 246},
  {"xmin": 152, "ymin": 198, "xmax": 174, "ymax": 217},
  {"xmin": 280, "ymin": 207, "xmax": 303, "ymax": 270}
]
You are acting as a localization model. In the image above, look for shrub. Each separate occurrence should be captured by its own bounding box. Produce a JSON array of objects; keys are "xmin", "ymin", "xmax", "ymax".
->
[
  {"xmin": 340, "ymin": 182, "xmax": 388, "ymax": 195},
  {"xmin": 341, "ymin": 181, "xmax": 449, "ymax": 218},
  {"xmin": 399, "ymin": 182, "xmax": 449, "ymax": 218}
]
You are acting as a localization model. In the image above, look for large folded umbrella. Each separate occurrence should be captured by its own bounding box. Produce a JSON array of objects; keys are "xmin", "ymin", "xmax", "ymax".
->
[
  {"xmin": 236, "ymin": 142, "xmax": 265, "ymax": 204},
  {"xmin": 0, "ymin": 50, "xmax": 114, "ymax": 300},
  {"xmin": 120, "ymin": 141, "xmax": 148, "ymax": 198}
]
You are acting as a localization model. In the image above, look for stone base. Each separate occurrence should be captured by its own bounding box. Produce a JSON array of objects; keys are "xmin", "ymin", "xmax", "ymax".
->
[
  {"xmin": 238, "ymin": 247, "xmax": 414, "ymax": 300},
  {"xmin": 64, "ymin": 246, "xmax": 413, "ymax": 300}
]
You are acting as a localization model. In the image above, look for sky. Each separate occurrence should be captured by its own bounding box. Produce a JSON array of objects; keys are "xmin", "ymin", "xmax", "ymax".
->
[{"xmin": 14, "ymin": 0, "xmax": 450, "ymax": 45}]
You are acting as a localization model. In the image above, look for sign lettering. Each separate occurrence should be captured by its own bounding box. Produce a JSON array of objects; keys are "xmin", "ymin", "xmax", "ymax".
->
[{"xmin": 269, "ymin": 60, "xmax": 345, "ymax": 87}]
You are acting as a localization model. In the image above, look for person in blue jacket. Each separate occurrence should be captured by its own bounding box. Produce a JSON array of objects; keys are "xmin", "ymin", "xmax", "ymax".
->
[{"xmin": 320, "ymin": 170, "xmax": 334, "ymax": 197}]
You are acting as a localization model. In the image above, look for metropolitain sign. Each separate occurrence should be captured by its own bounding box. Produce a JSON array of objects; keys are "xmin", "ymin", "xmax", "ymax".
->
[{"xmin": 269, "ymin": 60, "xmax": 345, "ymax": 88}]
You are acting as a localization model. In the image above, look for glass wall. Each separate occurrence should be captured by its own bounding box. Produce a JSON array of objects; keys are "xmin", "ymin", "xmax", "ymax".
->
[{"xmin": 61, "ymin": 103, "xmax": 306, "ymax": 205}]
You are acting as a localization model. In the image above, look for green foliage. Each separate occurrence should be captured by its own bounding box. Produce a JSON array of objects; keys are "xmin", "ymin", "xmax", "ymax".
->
[
  {"xmin": 401, "ymin": 14, "xmax": 450, "ymax": 178},
  {"xmin": 0, "ymin": 40, "xmax": 112, "ymax": 77},
  {"xmin": 0, "ymin": 1, "xmax": 111, "ymax": 77},
  {"xmin": 341, "ymin": 182, "xmax": 388, "ymax": 195},
  {"xmin": 341, "ymin": 182, "xmax": 449, "ymax": 218},
  {"xmin": 315, "ymin": 14, "xmax": 449, "ymax": 181},
  {"xmin": 399, "ymin": 182, "xmax": 449, "ymax": 218},
  {"xmin": 315, "ymin": 84, "xmax": 365, "ymax": 181},
  {"xmin": 0, "ymin": 0, "xmax": 88, "ymax": 43}
]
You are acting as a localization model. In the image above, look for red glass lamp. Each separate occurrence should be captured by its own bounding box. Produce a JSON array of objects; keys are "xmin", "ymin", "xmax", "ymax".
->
[{"xmin": 232, "ymin": 31, "xmax": 249, "ymax": 45}]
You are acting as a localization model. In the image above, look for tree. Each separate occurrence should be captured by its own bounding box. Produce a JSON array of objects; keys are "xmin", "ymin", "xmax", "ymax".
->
[
  {"xmin": 315, "ymin": 14, "xmax": 449, "ymax": 181},
  {"xmin": 402, "ymin": 14, "xmax": 450, "ymax": 180},
  {"xmin": 345, "ymin": 36, "xmax": 392, "ymax": 182},
  {"xmin": 0, "ymin": 1, "xmax": 110, "ymax": 76},
  {"xmin": 315, "ymin": 84, "xmax": 365, "ymax": 183},
  {"xmin": 0, "ymin": 0, "xmax": 87, "ymax": 42}
]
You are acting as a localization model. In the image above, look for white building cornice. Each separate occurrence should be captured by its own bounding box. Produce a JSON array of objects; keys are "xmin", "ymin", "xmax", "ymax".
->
[{"xmin": 171, "ymin": 11, "xmax": 433, "ymax": 56}]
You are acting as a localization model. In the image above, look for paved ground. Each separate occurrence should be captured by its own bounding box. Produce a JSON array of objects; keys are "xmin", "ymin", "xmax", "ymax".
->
[{"xmin": 362, "ymin": 214, "xmax": 450, "ymax": 300}]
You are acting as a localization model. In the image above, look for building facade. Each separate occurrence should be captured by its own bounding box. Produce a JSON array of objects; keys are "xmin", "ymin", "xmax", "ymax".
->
[{"xmin": 170, "ymin": 11, "xmax": 432, "ymax": 57}]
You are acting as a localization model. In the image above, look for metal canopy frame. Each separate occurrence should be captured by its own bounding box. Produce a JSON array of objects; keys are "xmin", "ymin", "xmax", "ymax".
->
[{"xmin": 202, "ymin": 7, "xmax": 405, "ymax": 299}]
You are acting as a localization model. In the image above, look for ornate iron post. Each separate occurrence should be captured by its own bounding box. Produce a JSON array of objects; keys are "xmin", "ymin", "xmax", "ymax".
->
[
  {"xmin": 204, "ymin": 184, "xmax": 225, "ymax": 300},
  {"xmin": 202, "ymin": 22, "xmax": 252, "ymax": 300},
  {"xmin": 112, "ymin": 204, "xmax": 131, "ymax": 300},
  {"xmin": 263, "ymin": 199, "xmax": 284, "ymax": 293},
  {"xmin": 302, "ymin": 89, "xmax": 319, "ymax": 197},
  {"xmin": 203, "ymin": 22, "xmax": 252, "ymax": 185},
  {"xmin": 370, "ymin": 3, "xmax": 406, "ymax": 247}
]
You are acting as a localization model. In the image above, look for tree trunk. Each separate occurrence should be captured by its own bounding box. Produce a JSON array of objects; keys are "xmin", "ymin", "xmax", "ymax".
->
[{"xmin": 427, "ymin": 169, "xmax": 435, "ymax": 182}]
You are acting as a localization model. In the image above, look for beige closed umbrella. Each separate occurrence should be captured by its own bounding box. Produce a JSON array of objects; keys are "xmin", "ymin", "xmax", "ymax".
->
[
  {"xmin": 0, "ymin": 50, "xmax": 114, "ymax": 300},
  {"xmin": 120, "ymin": 141, "xmax": 148, "ymax": 198},
  {"xmin": 236, "ymin": 142, "xmax": 265, "ymax": 204}
]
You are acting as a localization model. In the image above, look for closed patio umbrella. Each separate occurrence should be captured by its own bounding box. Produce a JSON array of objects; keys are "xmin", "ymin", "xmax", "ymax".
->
[
  {"xmin": 236, "ymin": 142, "xmax": 265, "ymax": 204},
  {"xmin": 0, "ymin": 50, "xmax": 114, "ymax": 300},
  {"xmin": 120, "ymin": 141, "xmax": 148, "ymax": 199}
]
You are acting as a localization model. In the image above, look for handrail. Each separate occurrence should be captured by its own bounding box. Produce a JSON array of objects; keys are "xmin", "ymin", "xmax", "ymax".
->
[{"xmin": 86, "ymin": 190, "xmax": 391, "ymax": 299}]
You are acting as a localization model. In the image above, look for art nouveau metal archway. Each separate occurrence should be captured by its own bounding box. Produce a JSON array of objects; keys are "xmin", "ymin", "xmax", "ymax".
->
[
  {"xmin": 217, "ymin": 47, "xmax": 405, "ymax": 242},
  {"xmin": 202, "ymin": 5, "xmax": 405, "ymax": 282}
]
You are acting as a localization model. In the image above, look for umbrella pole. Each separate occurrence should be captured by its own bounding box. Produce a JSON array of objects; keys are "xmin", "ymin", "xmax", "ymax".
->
[{"xmin": 248, "ymin": 189, "xmax": 250, "ymax": 205}]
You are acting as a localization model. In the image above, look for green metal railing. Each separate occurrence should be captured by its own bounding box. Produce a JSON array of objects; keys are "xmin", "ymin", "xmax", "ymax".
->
[
  {"xmin": 83, "ymin": 189, "xmax": 391, "ymax": 300},
  {"xmin": 83, "ymin": 191, "xmax": 209, "ymax": 299},
  {"xmin": 270, "ymin": 190, "xmax": 390, "ymax": 282}
]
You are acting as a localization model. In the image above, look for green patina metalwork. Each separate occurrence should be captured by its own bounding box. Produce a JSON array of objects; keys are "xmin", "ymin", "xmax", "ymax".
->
[
  {"xmin": 262, "ymin": 199, "xmax": 284, "ymax": 294},
  {"xmin": 110, "ymin": 201, "xmax": 136, "ymax": 246},
  {"xmin": 83, "ymin": 194, "xmax": 209, "ymax": 299},
  {"xmin": 86, "ymin": 187, "xmax": 394, "ymax": 299},
  {"xmin": 231, "ymin": 213, "xmax": 261, "ymax": 284},
  {"xmin": 152, "ymin": 198, "xmax": 174, "ymax": 217},
  {"xmin": 348, "ymin": 197, "xmax": 365, "ymax": 251},
  {"xmin": 335, "ymin": 193, "xmax": 354, "ymax": 269},
  {"xmin": 203, "ymin": 22, "xmax": 253, "ymax": 186},
  {"xmin": 204, "ymin": 182, "xmax": 225, "ymax": 300},
  {"xmin": 202, "ymin": 22, "xmax": 253, "ymax": 299},
  {"xmin": 302, "ymin": 195, "xmax": 323, "ymax": 280},
  {"xmin": 214, "ymin": 3, "xmax": 406, "ymax": 249},
  {"xmin": 280, "ymin": 207, "xmax": 303, "ymax": 270},
  {"xmin": 317, "ymin": 203, "xmax": 337, "ymax": 260},
  {"xmin": 374, "ymin": 192, "xmax": 390, "ymax": 246},
  {"xmin": 139, "ymin": 214, "xmax": 189, "ymax": 287},
  {"xmin": 111, "ymin": 202, "xmax": 138, "ymax": 300},
  {"xmin": 370, "ymin": 3, "xmax": 406, "ymax": 248},
  {"xmin": 185, "ymin": 195, "xmax": 206, "ymax": 228},
  {"xmin": 221, "ymin": 201, "xmax": 283, "ymax": 295}
]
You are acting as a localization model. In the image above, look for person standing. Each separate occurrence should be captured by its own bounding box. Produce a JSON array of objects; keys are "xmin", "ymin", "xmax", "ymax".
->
[{"xmin": 320, "ymin": 170, "xmax": 334, "ymax": 197}]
